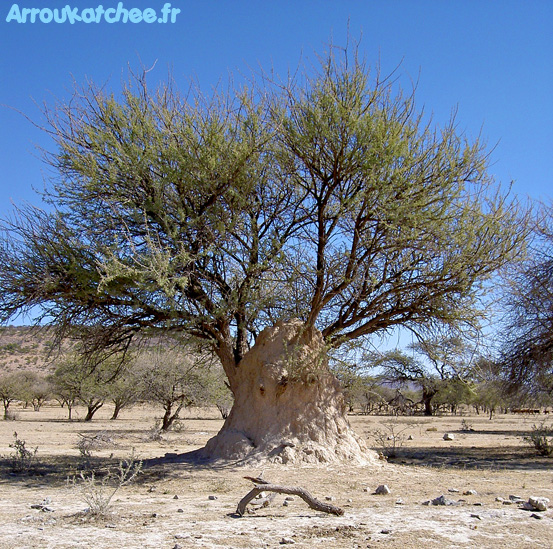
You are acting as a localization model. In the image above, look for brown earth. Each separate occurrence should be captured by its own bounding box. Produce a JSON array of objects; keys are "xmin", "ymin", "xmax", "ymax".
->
[{"xmin": 1, "ymin": 405, "xmax": 552, "ymax": 549}]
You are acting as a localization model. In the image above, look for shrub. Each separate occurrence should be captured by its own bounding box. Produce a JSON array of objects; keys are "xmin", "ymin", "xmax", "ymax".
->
[
  {"xmin": 70, "ymin": 450, "xmax": 142, "ymax": 517},
  {"xmin": 524, "ymin": 421, "xmax": 553, "ymax": 457},
  {"xmin": 8, "ymin": 431, "xmax": 38, "ymax": 473}
]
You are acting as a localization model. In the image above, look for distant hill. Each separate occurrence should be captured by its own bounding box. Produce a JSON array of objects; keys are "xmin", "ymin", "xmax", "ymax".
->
[{"xmin": 0, "ymin": 326, "xmax": 61, "ymax": 374}]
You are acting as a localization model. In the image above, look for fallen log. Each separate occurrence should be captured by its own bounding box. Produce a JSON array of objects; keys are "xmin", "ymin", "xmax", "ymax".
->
[{"xmin": 236, "ymin": 478, "xmax": 344, "ymax": 517}]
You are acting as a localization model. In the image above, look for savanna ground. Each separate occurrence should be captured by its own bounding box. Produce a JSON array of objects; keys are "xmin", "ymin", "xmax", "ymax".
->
[{"xmin": 1, "ymin": 405, "xmax": 552, "ymax": 549}]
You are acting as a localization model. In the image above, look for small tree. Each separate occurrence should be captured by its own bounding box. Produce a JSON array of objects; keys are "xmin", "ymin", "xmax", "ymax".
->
[
  {"xmin": 0, "ymin": 373, "xmax": 22, "ymax": 419},
  {"xmin": 369, "ymin": 336, "xmax": 475, "ymax": 416},
  {"xmin": 135, "ymin": 344, "xmax": 214, "ymax": 431}
]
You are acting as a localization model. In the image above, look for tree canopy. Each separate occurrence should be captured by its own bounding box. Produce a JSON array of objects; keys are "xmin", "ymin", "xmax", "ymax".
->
[
  {"xmin": 0, "ymin": 49, "xmax": 527, "ymax": 380},
  {"xmin": 500, "ymin": 203, "xmax": 553, "ymax": 396}
]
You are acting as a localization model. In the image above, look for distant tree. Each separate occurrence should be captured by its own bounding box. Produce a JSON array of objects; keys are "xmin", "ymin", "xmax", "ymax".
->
[
  {"xmin": 106, "ymin": 364, "xmax": 143, "ymax": 420},
  {"xmin": 0, "ymin": 44, "xmax": 528, "ymax": 462},
  {"xmin": 499, "ymin": 203, "xmax": 553, "ymax": 400},
  {"xmin": 369, "ymin": 335, "xmax": 476, "ymax": 416},
  {"xmin": 135, "ymin": 345, "xmax": 214, "ymax": 431},
  {"xmin": 16, "ymin": 371, "xmax": 52, "ymax": 411},
  {"xmin": 0, "ymin": 373, "xmax": 21, "ymax": 419},
  {"xmin": 49, "ymin": 352, "xmax": 124, "ymax": 421}
]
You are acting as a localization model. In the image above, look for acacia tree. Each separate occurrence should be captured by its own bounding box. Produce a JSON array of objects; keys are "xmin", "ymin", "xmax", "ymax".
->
[
  {"xmin": 367, "ymin": 336, "xmax": 477, "ymax": 416},
  {"xmin": 134, "ymin": 345, "xmax": 215, "ymax": 431},
  {"xmin": 0, "ymin": 48, "xmax": 527, "ymax": 463},
  {"xmin": 499, "ymin": 203, "xmax": 553, "ymax": 399}
]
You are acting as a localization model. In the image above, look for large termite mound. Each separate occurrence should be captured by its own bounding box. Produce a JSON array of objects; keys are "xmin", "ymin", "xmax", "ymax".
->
[{"xmin": 201, "ymin": 319, "xmax": 377, "ymax": 465}]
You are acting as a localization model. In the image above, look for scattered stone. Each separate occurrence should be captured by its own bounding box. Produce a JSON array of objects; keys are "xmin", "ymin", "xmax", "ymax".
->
[
  {"xmin": 448, "ymin": 488, "xmax": 460, "ymax": 493},
  {"xmin": 148, "ymin": 486, "xmax": 156, "ymax": 493},
  {"xmin": 208, "ymin": 495, "xmax": 218, "ymax": 500},
  {"xmin": 380, "ymin": 529, "xmax": 392, "ymax": 535},
  {"xmin": 283, "ymin": 500, "xmax": 289, "ymax": 507},
  {"xmin": 470, "ymin": 514, "xmax": 482, "ymax": 520},
  {"xmin": 363, "ymin": 487, "xmax": 370, "ymax": 492},
  {"xmin": 531, "ymin": 513, "xmax": 544, "ymax": 520},
  {"xmin": 280, "ymin": 537, "xmax": 295, "ymax": 545},
  {"xmin": 443, "ymin": 433, "xmax": 455, "ymax": 441},
  {"xmin": 464, "ymin": 490, "xmax": 477, "ymax": 496},
  {"xmin": 173, "ymin": 544, "xmax": 183, "ymax": 549},
  {"xmin": 527, "ymin": 497, "xmax": 550, "ymax": 511},
  {"xmin": 509, "ymin": 495, "xmax": 524, "ymax": 503},
  {"xmin": 407, "ymin": 435, "xmax": 414, "ymax": 440},
  {"xmin": 375, "ymin": 485, "xmax": 391, "ymax": 495},
  {"xmin": 422, "ymin": 500, "xmax": 431, "ymax": 506},
  {"xmin": 151, "ymin": 513, "xmax": 158, "ymax": 518},
  {"xmin": 503, "ymin": 500, "xmax": 513, "ymax": 506},
  {"xmin": 325, "ymin": 496, "xmax": 335, "ymax": 501},
  {"xmin": 173, "ymin": 495, "xmax": 179, "ymax": 499},
  {"xmin": 177, "ymin": 509, "xmax": 184, "ymax": 513},
  {"xmin": 432, "ymin": 495, "xmax": 457, "ymax": 506},
  {"xmin": 473, "ymin": 502, "xmax": 483, "ymax": 506},
  {"xmin": 285, "ymin": 496, "xmax": 295, "ymax": 501},
  {"xmin": 495, "ymin": 497, "xmax": 505, "ymax": 503},
  {"xmin": 395, "ymin": 499, "xmax": 405, "ymax": 505},
  {"xmin": 174, "ymin": 534, "xmax": 188, "ymax": 540},
  {"xmin": 30, "ymin": 498, "xmax": 54, "ymax": 513}
]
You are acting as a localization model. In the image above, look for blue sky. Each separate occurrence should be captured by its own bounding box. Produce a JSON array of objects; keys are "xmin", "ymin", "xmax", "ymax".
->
[{"xmin": 1, "ymin": 0, "xmax": 552, "ymax": 216}]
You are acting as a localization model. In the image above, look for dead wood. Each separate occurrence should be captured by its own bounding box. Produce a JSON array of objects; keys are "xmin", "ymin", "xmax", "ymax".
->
[{"xmin": 236, "ymin": 478, "xmax": 344, "ymax": 516}]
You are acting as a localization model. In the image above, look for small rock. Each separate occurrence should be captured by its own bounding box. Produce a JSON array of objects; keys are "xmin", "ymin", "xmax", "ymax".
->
[
  {"xmin": 395, "ymin": 499, "xmax": 405, "ymax": 505},
  {"xmin": 208, "ymin": 495, "xmax": 218, "ymax": 500},
  {"xmin": 285, "ymin": 496, "xmax": 295, "ymax": 501},
  {"xmin": 448, "ymin": 488, "xmax": 460, "ymax": 493},
  {"xmin": 283, "ymin": 500, "xmax": 289, "ymax": 507},
  {"xmin": 280, "ymin": 537, "xmax": 295, "ymax": 545},
  {"xmin": 432, "ymin": 495, "xmax": 457, "ymax": 506},
  {"xmin": 380, "ymin": 529, "xmax": 392, "ymax": 535},
  {"xmin": 173, "ymin": 545, "xmax": 183, "ymax": 549},
  {"xmin": 531, "ymin": 513, "xmax": 544, "ymax": 520},
  {"xmin": 495, "ymin": 497, "xmax": 505, "ymax": 503},
  {"xmin": 528, "ymin": 497, "xmax": 550, "ymax": 511},
  {"xmin": 502, "ymin": 500, "xmax": 513, "ymax": 506},
  {"xmin": 407, "ymin": 435, "xmax": 414, "ymax": 440},
  {"xmin": 521, "ymin": 502, "xmax": 535, "ymax": 511},
  {"xmin": 173, "ymin": 495, "xmax": 179, "ymax": 499},
  {"xmin": 325, "ymin": 496, "xmax": 335, "ymax": 501},
  {"xmin": 470, "ymin": 514, "xmax": 482, "ymax": 520},
  {"xmin": 174, "ymin": 534, "xmax": 188, "ymax": 539},
  {"xmin": 375, "ymin": 485, "xmax": 391, "ymax": 495},
  {"xmin": 443, "ymin": 433, "xmax": 455, "ymax": 441},
  {"xmin": 464, "ymin": 490, "xmax": 477, "ymax": 496},
  {"xmin": 509, "ymin": 495, "xmax": 524, "ymax": 502},
  {"xmin": 422, "ymin": 500, "xmax": 431, "ymax": 506},
  {"xmin": 151, "ymin": 513, "xmax": 158, "ymax": 518},
  {"xmin": 177, "ymin": 508, "xmax": 184, "ymax": 513}
]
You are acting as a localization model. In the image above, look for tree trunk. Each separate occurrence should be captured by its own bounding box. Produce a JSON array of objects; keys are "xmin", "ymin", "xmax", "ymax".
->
[
  {"xmin": 84, "ymin": 400, "xmax": 103, "ymax": 421},
  {"xmin": 111, "ymin": 400, "xmax": 123, "ymax": 420},
  {"xmin": 422, "ymin": 387, "xmax": 436, "ymax": 416},
  {"xmin": 201, "ymin": 320, "xmax": 376, "ymax": 465}
]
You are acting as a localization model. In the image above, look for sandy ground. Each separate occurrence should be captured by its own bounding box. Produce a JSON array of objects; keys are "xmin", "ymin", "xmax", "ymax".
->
[{"xmin": 1, "ymin": 405, "xmax": 552, "ymax": 548}]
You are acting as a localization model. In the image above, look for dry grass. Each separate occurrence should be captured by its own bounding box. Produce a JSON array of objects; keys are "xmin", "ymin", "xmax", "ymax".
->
[{"xmin": 1, "ymin": 404, "xmax": 552, "ymax": 548}]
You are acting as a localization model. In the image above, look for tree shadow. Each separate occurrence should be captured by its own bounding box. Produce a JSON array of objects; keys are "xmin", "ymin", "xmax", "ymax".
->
[{"xmin": 388, "ymin": 444, "xmax": 552, "ymax": 471}]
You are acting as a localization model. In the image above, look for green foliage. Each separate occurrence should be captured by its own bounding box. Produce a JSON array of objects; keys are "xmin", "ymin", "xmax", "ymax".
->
[
  {"xmin": 524, "ymin": 421, "xmax": 553, "ymax": 457},
  {"xmin": 0, "ymin": 42, "xmax": 529, "ymax": 391},
  {"xmin": 8, "ymin": 431, "xmax": 38, "ymax": 473}
]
